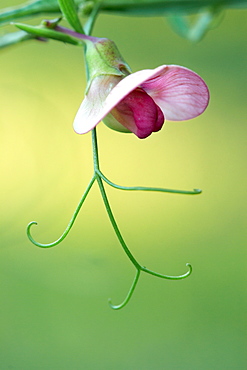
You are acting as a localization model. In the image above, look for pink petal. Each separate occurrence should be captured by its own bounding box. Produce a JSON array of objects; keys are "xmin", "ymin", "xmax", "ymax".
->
[
  {"xmin": 108, "ymin": 88, "xmax": 164, "ymax": 139},
  {"xmin": 141, "ymin": 65, "xmax": 209, "ymax": 121}
]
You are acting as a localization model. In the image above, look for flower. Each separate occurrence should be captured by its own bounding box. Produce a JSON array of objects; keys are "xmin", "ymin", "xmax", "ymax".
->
[{"xmin": 73, "ymin": 37, "xmax": 209, "ymax": 139}]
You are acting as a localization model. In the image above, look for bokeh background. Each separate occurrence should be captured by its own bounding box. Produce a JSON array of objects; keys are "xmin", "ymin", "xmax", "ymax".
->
[{"xmin": 1, "ymin": 1, "xmax": 246, "ymax": 369}]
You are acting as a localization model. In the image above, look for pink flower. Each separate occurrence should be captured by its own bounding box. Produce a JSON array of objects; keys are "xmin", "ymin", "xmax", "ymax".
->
[
  {"xmin": 73, "ymin": 64, "xmax": 209, "ymax": 139},
  {"xmin": 48, "ymin": 30, "xmax": 208, "ymax": 139}
]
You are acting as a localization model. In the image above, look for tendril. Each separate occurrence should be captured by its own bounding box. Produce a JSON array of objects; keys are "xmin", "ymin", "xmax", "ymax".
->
[
  {"xmin": 141, "ymin": 263, "xmax": 192, "ymax": 280},
  {"xmin": 109, "ymin": 269, "xmax": 141, "ymax": 310},
  {"xmin": 109, "ymin": 263, "xmax": 192, "ymax": 310},
  {"xmin": 97, "ymin": 170, "xmax": 201, "ymax": 195},
  {"xmin": 26, "ymin": 176, "xmax": 96, "ymax": 248}
]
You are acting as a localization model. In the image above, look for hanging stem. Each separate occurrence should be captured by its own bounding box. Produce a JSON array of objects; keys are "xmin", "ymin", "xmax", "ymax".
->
[
  {"xmin": 91, "ymin": 127, "xmax": 140, "ymax": 269},
  {"xmin": 91, "ymin": 127, "xmax": 100, "ymax": 170},
  {"xmin": 97, "ymin": 175, "xmax": 141, "ymax": 269}
]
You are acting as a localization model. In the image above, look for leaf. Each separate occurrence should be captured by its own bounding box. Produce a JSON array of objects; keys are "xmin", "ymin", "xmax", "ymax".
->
[
  {"xmin": 58, "ymin": 0, "xmax": 84, "ymax": 33},
  {"xmin": 14, "ymin": 22, "xmax": 83, "ymax": 45}
]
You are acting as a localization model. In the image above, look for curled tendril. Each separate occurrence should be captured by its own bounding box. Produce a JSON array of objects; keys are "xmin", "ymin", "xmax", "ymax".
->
[
  {"xmin": 27, "ymin": 221, "xmax": 71, "ymax": 248},
  {"xmin": 109, "ymin": 263, "xmax": 192, "ymax": 310},
  {"xmin": 26, "ymin": 176, "xmax": 96, "ymax": 248}
]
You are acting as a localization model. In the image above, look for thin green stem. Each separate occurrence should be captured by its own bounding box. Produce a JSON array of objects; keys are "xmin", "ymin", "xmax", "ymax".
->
[
  {"xmin": 96, "ymin": 175, "xmax": 141, "ymax": 269},
  {"xmin": 91, "ymin": 127, "xmax": 140, "ymax": 268},
  {"xmin": 91, "ymin": 128, "xmax": 100, "ymax": 170},
  {"xmin": 27, "ymin": 175, "xmax": 96, "ymax": 248}
]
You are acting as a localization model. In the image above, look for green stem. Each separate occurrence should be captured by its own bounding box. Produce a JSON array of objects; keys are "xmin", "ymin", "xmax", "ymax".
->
[
  {"xmin": 97, "ymin": 175, "xmax": 141, "ymax": 269},
  {"xmin": 91, "ymin": 127, "xmax": 100, "ymax": 170},
  {"xmin": 91, "ymin": 128, "xmax": 140, "ymax": 269}
]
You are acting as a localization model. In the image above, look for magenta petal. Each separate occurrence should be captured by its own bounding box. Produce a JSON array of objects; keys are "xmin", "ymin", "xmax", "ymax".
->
[
  {"xmin": 153, "ymin": 104, "xmax": 165, "ymax": 132},
  {"xmin": 141, "ymin": 65, "xmax": 209, "ymax": 121},
  {"xmin": 110, "ymin": 88, "xmax": 164, "ymax": 139}
]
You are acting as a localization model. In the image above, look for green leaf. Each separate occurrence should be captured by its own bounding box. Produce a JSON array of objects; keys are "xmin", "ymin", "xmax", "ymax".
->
[
  {"xmin": 14, "ymin": 22, "xmax": 83, "ymax": 45},
  {"xmin": 58, "ymin": 0, "xmax": 84, "ymax": 33}
]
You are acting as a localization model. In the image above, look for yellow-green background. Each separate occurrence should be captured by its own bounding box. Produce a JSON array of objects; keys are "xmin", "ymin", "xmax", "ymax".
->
[{"xmin": 1, "ymin": 2, "xmax": 246, "ymax": 369}]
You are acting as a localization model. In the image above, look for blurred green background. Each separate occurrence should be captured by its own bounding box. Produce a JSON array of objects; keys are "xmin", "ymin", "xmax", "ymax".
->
[{"xmin": 1, "ymin": 2, "xmax": 246, "ymax": 369}]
